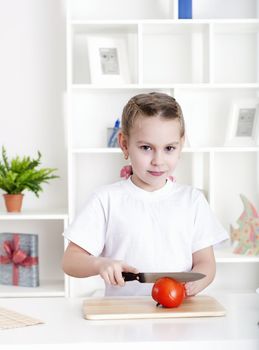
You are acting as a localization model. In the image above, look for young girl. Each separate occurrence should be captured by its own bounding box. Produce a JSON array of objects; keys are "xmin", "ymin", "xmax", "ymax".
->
[{"xmin": 62, "ymin": 92, "xmax": 228, "ymax": 297}]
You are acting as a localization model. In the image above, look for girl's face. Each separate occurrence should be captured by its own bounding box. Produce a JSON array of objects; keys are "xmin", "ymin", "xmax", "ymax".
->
[{"xmin": 119, "ymin": 116, "xmax": 184, "ymax": 192}]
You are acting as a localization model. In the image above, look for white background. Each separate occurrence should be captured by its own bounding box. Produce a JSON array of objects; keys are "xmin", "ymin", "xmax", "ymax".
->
[{"xmin": 0, "ymin": 0, "xmax": 67, "ymax": 211}]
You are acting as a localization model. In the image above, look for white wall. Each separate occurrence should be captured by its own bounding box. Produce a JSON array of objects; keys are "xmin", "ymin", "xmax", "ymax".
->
[{"xmin": 0, "ymin": 0, "xmax": 67, "ymax": 211}]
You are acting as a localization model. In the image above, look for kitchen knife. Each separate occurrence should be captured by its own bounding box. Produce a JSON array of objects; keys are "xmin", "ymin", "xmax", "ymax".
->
[{"xmin": 122, "ymin": 272, "xmax": 205, "ymax": 283}]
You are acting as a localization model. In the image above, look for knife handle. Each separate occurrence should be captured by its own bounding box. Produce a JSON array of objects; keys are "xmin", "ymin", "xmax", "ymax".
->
[{"xmin": 122, "ymin": 272, "xmax": 142, "ymax": 282}]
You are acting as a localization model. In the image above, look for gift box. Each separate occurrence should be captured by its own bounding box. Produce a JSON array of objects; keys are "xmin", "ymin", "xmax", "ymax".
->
[{"xmin": 0, "ymin": 233, "xmax": 39, "ymax": 287}]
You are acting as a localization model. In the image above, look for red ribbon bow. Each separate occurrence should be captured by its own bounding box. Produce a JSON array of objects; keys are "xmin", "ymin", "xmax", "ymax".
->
[{"xmin": 0, "ymin": 234, "xmax": 38, "ymax": 285}]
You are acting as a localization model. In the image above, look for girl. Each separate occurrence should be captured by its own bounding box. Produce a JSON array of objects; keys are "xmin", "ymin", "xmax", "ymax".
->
[{"xmin": 62, "ymin": 92, "xmax": 228, "ymax": 296}]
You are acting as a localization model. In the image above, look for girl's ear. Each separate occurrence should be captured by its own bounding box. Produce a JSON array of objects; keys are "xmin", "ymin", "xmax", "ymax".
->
[
  {"xmin": 118, "ymin": 131, "xmax": 128, "ymax": 151},
  {"xmin": 180, "ymin": 135, "xmax": 185, "ymax": 150},
  {"xmin": 118, "ymin": 131, "xmax": 129, "ymax": 159}
]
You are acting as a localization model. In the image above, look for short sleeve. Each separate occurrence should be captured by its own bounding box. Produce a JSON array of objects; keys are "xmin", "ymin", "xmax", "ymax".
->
[
  {"xmin": 191, "ymin": 192, "xmax": 229, "ymax": 253},
  {"xmin": 63, "ymin": 193, "xmax": 106, "ymax": 256}
]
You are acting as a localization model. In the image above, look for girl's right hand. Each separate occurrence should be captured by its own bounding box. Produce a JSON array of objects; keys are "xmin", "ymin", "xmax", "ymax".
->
[{"xmin": 97, "ymin": 258, "xmax": 138, "ymax": 287}]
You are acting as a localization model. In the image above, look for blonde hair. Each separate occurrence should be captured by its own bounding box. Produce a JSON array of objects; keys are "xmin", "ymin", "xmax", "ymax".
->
[{"xmin": 121, "ymin": 92, "xmax": 185, "ymax": 137}]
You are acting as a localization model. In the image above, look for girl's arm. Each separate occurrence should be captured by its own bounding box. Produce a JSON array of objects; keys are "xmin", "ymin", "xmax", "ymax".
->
[
  {"xmin": 185, "ymin": 246, "xmax": 216, "ymax": 296},
  {"xmin": 62, "ymin": 241, "xmax": 138, "ymax": 286}
]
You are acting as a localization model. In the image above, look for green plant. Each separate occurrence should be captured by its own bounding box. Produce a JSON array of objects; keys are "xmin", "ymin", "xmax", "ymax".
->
[{"xmin": 0, "ymin": 146, "xmax": 59, "ymax": 197}]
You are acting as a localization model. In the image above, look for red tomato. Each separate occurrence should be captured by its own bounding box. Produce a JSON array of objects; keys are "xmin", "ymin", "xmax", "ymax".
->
[{"xmin": 151, "ymin": 277, "xmax": 185, "ymax": 308}]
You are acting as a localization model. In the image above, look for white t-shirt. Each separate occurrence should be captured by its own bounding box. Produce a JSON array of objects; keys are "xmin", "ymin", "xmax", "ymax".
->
[{"xmin": 63, "ymin": 178, "xmax": 229, "ymax": 296}]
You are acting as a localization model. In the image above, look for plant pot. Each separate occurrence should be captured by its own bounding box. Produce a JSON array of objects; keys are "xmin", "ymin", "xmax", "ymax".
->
[{"xmin": 3, "ymin": 194, "xmax": 24, "ymax": 212}]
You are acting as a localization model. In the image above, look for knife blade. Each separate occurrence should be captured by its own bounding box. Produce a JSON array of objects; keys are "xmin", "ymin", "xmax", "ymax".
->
[{"xmin": 122, "ymin": 272, "xmax": 206, "ymax": 283}]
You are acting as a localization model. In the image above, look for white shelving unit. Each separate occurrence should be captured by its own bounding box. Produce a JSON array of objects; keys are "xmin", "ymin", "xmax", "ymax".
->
[
  {"xmin": 66, "ymin": 0, "xmax": 259, "ymax": 297},
  {"xmin": 0, "ymin": 211, "xmax": 68, "ymax": 297}
]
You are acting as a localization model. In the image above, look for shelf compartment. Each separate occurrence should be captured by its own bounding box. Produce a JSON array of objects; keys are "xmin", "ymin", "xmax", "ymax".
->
[
  {"xmin": 174, "ymin": 152, "xmax": 210, "ymax": 198},
  {"xmin": 69, "ymin": 88, "xmax": 172, "ymax": 149},
  {"xmin": 71, "ymin": 153, "xmax": 126, "ymax": 215},
  {"xmin": 215, "ymin": 246, "xmax": 259, "ymax": 262},
  {"xmin": 207, "ymin": 262, "xmax": 259, "ymax": 292},
  {"xmin": 212, "ymin": 152, "xmax": 259, "ymax": 230},
  {"xmin": 68, "ymin": 0, "xmax": 258, "ymax": 21},
  {"xmin": 142, "ymin": 23, "xmax": 210, "ymax": 84},
  {"xmin": 0, "ymin": 280, "xmax": 64, "ymax": 298},
  {"xmin": 0, "ymin": 220, "xmax": 65, "ymax": 296},
  {"xmin": 175, "ymin": 88, "xmax": 259, "ymax": 147},
  {"xmin": 71, "ymin": 23, "xmax": 138, "ymax": 85},
  {"xmin": 213, "ymin": 23, "xmax": 259, "ymax": 84},
  {"xmin": 193, "ymin": 0, "xmax": 258, "ymax": 19},
  {"xmin": 68, "ymin": 0, "xmax": 176, "ymax": 21}
]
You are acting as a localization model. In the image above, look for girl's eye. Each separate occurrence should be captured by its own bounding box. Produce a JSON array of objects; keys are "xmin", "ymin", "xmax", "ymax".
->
[
  {"xmin": 140, "ymin": 145, "xmax": 151, "ymax": 151},
  {"xmin": 165, "ymin": 146, "xmax": 176, "ymax": 152}
]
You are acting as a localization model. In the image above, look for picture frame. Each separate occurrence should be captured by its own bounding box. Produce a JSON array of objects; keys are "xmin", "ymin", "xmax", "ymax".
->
[
  {"xmin": 87, "ymin": 36, "xmax": 131, "ymax": 85},
  {"xmin": 225, "ymin": 99, "xmax": 259, "ymax": 147}
]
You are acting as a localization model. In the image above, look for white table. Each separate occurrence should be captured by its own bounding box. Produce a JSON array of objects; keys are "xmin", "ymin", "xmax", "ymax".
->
[{"xmin": 0, "ymin": 293, "xmax": 258, "ymax": 350}]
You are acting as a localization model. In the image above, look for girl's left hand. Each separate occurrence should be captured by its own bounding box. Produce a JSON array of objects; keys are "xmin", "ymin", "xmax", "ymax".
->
[{"xmin": 184, "ymin": 280, "xmax": 204, "ymax": 296}]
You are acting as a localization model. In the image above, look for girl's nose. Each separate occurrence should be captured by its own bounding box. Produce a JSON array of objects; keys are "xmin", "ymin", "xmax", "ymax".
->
[{"xmin": 151, "ymin": 151, "xmax": 164, "ymax": 166}]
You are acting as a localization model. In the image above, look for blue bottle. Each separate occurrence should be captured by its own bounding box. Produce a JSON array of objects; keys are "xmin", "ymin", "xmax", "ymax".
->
[
  {"xmin": 178, "ymin": 0, "xmax": 192, "ymax": 19},
  {"xmin": 108, "ymin": 119, "xmax": 120, "ymax": 148}
]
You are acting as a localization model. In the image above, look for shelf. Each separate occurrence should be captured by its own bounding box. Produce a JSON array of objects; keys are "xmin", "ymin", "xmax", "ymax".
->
[
  {"xmin": 72, "ymin": 22, "xmax": 138, "ymax": 34},
  {"xmin": 71, "ymin": 19, "xmax": 259, "ymax": 25},
  {"xmin": 141, "ymin": 83, "xmax": 259, "ymax": 89},
  {"xmin": 71, "ymin": 147, "xmax": 259, "ymax": 154},
  {"xmin": 204, "ymin": 288, "xmax": 259, "ymax": 294},
  {"xmin": 0, "ymin": 210, "xmax": 68, "ymax": 221},
  {"xmin": 73, "ymin": 148, "xmax": 121, "ymax": 154},
  {"xmin": 0, "ymin": 280, "xmax": 65, "ymax": 298},
  {"xmin": 66, "ymin": 0, "xmax": 259, "ymax": 297},
  {"xmin": 184, "ymin": 147, "xmax": 259, "ymax": 153},
  {"xmin": 71, "ymin": 83, "xmax": 259, "ymax": 89},
  {"xmin": 70, "ymin": 19, "xmax": 259, "ymax": 85},
  {"xmin": 71, "ymin": 84, "xmax": 142, "ymax": 90}
]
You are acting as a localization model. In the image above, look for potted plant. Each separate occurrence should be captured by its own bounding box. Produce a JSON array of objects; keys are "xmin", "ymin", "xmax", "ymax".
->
[{"xmin": 0, "ymin": 146, "xmax": 59, "ymax": 212}]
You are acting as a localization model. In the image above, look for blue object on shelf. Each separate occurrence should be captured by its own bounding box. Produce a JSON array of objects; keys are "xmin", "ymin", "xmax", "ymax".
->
[
  {"xmin": 178, "ymin": 0, "xmax": 192, "ymax": 19},
  {"xmin": 108, "ymin": 119, "xmax": 120, "ymax": 148}
]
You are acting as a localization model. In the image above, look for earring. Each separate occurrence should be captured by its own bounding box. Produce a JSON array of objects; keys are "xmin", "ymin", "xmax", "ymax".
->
[{"xmin": 124, "ymin": 153, "xmax": 128, "ymax": 160}]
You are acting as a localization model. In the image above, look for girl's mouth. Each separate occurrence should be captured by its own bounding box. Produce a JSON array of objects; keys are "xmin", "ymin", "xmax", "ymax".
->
[{"xmin": 147, "ymin": 171, "xmax": 165, "ymax": 177}]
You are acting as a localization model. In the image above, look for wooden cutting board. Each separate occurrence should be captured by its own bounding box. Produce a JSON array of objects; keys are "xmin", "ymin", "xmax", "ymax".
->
[{"xmin": 83, "ymin": 295, "xmax": 226, "ymax": 320}]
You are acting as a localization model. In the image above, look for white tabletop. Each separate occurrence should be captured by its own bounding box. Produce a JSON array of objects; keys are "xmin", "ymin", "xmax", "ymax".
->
[{"xmin": 0, "ymin": 293, "xmax": 258, "ymax": 350}]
